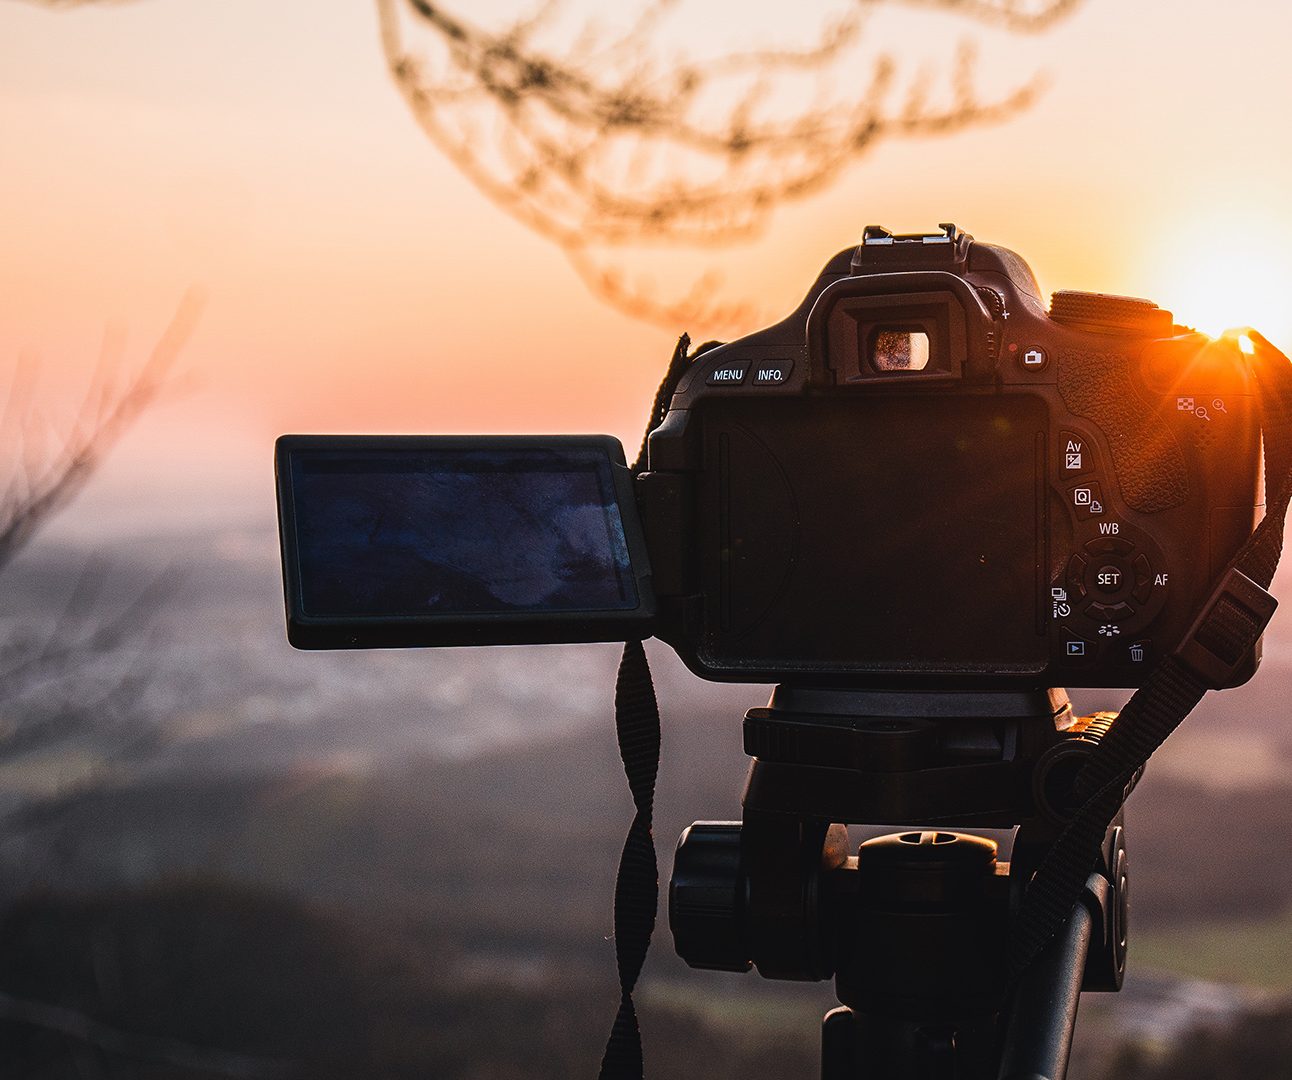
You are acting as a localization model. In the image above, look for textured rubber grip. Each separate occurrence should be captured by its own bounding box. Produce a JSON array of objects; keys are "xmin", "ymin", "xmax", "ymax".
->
[{"xmin": 1056, "ymin": 350, "xmax": 1189, "ymax": 513}]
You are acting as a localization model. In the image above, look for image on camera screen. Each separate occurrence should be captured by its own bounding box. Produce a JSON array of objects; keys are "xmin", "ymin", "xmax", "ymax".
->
[{"xmin": 286, "ymin": 445, "xmax": 639, "ymax": 618}]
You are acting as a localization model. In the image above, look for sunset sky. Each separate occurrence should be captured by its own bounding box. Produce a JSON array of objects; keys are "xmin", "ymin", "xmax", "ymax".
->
[{"xmin": 3, "ymin": 0, "xmax": 1291, "ymax": 542}]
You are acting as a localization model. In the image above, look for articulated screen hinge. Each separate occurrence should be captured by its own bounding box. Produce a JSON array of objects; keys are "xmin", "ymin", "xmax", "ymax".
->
[{"xmin": 635, "ymin": 471, "xmax": 692, "ymax": 598}]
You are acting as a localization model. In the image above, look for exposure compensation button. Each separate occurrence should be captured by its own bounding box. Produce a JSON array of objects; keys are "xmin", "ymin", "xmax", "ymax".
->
[{"xmin": 1059, "ymin": 430, "xmax": 1095, "ymax": 477}]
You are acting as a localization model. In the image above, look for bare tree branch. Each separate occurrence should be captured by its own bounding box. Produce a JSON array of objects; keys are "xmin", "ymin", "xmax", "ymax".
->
[
  {"xmin": 18, "ymin": 0, "xmax": 1081, "ymax": 332},
  {"xmin": 0, "ymin": 296, "xmax": 199, "ymax": 768},
  {"xmin": 0, "ymin": 560, "xmax": 177, "ymax": 762},
  {"xmin": 879, "ymin": 0, "xmax": 1083, "ymax": 33},
  {"xmin": 377, "ymin": 0, "xmax": 1081, "ymax": 332},
  {"xmin": 0, "ymin": 289, "xmax": 203, "ymax": 574}
]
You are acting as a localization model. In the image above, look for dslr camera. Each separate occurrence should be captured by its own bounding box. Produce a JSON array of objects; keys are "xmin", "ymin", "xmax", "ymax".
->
[{"xmin": 276, "ymin": 223, "xmax": 1264, "ymax": 689}]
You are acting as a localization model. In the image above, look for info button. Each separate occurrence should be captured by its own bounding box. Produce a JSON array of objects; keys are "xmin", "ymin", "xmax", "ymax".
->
[{"xmin": 752, "ymin": 360, "xmax": 794, "ymax": 385}]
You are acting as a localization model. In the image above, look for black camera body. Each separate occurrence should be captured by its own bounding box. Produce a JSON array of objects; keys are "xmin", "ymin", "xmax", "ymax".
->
[
  {"xmin": 275, "ymin": 224, "xmax": 1263, "ymax": 690},
  {"xmin": 638, "ymin": 224, "xmax": 1261, "ymax": 688}
]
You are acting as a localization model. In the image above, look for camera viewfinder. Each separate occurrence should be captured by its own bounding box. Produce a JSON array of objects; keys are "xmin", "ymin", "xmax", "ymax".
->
[{"xmin": 871, "ymin": 328, "xmax": 931, "ymax": 371}]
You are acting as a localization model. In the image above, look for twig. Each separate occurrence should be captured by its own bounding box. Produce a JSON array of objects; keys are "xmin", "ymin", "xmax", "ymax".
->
[{"xmin": 0, "ymin": 290, "xmax": 203, "ymax": 573}]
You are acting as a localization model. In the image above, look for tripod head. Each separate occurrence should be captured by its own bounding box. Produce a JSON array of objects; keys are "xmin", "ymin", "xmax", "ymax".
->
[{"xmin": 669, "ymin": 687, "xmax": 1133, "ymax": 1080}]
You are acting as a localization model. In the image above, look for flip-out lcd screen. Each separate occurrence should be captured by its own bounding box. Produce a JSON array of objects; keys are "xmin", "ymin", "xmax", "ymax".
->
[{"xmin": 276, "ymin": 436, "xmax": 653, "ymax": 648}]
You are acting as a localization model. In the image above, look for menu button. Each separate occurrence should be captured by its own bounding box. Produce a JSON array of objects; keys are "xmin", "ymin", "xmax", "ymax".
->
[{"xmin": 707, "ymin": 362, "xmax": 750, "ymax": 386}]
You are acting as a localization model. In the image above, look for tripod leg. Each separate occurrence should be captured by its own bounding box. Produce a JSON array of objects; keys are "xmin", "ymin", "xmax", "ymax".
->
[
  {"xmin": 822, "ymin": 1007, "xmax": 963, "ymax": 1080},
  {"xmin": 996, "ymin": 876, "xmax": 1098, "ymax": 1080}
]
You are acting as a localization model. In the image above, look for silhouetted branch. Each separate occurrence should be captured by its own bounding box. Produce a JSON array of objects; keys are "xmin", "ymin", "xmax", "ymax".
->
[
  {"xmin": 0, "ymin": 297, "xmax": 199, "ymax": 767},
  {"xmin": 881, "ymin": 0, "xmax": 1082, "ymax": 33},
  {"xmin": 0, "ymin": 560, "xmax": 176, "ymax": 764},
  {"xmin": 377, "ymin": 0, "xmax": 1081, "ymax": 331},
  {"xmin": 19, "ymin": 0, "xmax": 1082, "ymax": 331},
  {"xmin": 0, "ymin": 290, "xmax": 202, "ymax": 574}
]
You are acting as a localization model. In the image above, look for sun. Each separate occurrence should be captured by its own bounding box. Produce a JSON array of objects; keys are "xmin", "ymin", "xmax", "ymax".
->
[{"xmin": 1145, "ymin": 218, "xmax": 1292, "ymax": 345}]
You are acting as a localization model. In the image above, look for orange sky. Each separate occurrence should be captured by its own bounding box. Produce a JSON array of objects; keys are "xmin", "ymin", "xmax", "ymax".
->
[{"xmin": 2, "ymin": 0, "xmax": 1291, "ymax": 540}]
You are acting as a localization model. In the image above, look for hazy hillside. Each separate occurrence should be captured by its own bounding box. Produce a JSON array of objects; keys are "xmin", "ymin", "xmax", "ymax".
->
[
  {"xmin": 5, "ymin": 522, "xmax": 1292, "ymax": 933},
  {"xmin": 3, "ymin": 524, "xmax": 1292, "ymax": 1075},
  {"xmin": 4, "ymin": 522, "xmax": 1292, "ymax": 787},
  {"xmin": 0, "ymin": 525, "xmax": 763, "ymax": 786}
]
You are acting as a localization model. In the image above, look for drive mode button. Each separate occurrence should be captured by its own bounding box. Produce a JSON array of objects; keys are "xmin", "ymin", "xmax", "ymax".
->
[
  {"xmin": 707, "ymin": 362, "xmax": 750, "ymax": 385},
  {"xmin": 752, "ymin": 360, "xmax": 794, "ymax": 385}
]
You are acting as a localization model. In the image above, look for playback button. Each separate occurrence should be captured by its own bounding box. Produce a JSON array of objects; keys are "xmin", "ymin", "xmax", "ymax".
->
[{"xmin": 1060, "ymin": 628, "xmax": 1096, "ymax": 663}]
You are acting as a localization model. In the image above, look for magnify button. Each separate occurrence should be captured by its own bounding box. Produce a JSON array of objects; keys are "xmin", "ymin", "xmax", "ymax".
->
[{"xmin": 1212, "ymin": 398, "xmax": 1228, "ymax": 414}]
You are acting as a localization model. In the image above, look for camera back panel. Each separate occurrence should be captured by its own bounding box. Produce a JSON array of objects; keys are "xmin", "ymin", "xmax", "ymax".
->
[{"xmin": 645, "ymin": 228, "xmax": 1263, "ymax": 689}]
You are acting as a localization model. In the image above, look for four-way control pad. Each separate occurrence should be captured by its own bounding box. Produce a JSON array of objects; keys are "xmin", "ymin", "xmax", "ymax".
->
[{"xmin": 1052, "ymin": 522, "xmax": 1169, "ymax": 671}]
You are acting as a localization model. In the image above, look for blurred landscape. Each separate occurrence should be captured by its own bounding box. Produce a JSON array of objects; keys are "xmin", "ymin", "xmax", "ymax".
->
[{"xmin": 1, "ymin": 521, "xmax": 1292, "ymax": 1076}]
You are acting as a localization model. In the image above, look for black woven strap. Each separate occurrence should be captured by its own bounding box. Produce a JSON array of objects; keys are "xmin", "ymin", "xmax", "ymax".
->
[
  {"xmin": 599, "ymin": 335, "xmax": 699, "ymax": 1079},
  {"xmin": 598, "ymin": 640, "xmax": 661, "ymax": 1080},
  {"xmin": 1009, "ymin": 331, "xmax": 1292, "ymax": 982}
]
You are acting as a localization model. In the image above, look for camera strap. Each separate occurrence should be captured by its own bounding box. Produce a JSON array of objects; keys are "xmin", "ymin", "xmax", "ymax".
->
[
  {"xmin": 598, "ymin": 639, "xmax": 661, "ymax": 1080},
  {"xmin": 599, "ymin": 335, "xmax": 697, "ymax": 1080},
  {"xmin": 1008, "ymin": 330, "xmax": 1292, "ymax": 984}
]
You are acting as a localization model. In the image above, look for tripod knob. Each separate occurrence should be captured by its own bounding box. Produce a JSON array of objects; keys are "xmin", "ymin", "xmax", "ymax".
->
[
  {"xmin": 669, "ymin": 822, "xmax": 751, "ymax": 972},
  {"xmin": 858, "ymin": 830, "xmax": 997, "ymax": 907}
]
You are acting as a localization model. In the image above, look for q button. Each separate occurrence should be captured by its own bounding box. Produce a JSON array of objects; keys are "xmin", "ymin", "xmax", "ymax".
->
[{"xmin": 1068, "ymin": 481, "xmax": 1106, "ymax": 519}]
